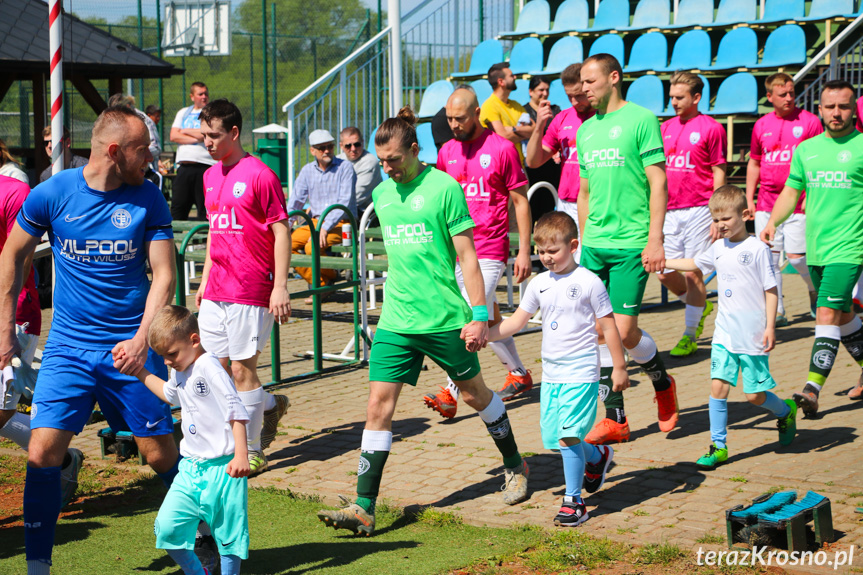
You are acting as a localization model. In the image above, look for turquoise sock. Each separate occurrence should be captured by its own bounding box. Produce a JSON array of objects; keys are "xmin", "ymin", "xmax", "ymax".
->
[
  {"xmin": 761, "ymin": 392, "xmax": 790, "ymax": 418},
  {"xmin": 708, "ymin": 397, "xmax": 728, "ymax": 448},
  {"xmin": 560, "ymin": 444, "xmax": 586, "ymax": 501}
]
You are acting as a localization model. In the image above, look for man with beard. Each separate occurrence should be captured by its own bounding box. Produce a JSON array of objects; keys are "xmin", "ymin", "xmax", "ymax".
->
[{"xmin": 480, "ymin": 63, "xmax": 534, "ymax": 164}]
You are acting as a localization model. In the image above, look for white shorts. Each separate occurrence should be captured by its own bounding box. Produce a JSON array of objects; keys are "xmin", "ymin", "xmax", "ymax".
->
[
  {"xmin": 755, "ymin": 211, "xmax": 806, "ymax": 254},
  {"xmin": 198, "ymin": 300, "xmax": 274, "ymax": 361},
  {"xmin": 557, "ymin": 199, "xmax": 582, "ymax": 262},
  {"xmin": 662, "ymin": 205, "xmax": 713, "ymax": 273},
  {"xmin": 2, "ymin": 326, "xmax": 40, "ymax": 410},
  {"xmin": 454, "ymin": 259, "xmax": 506, "ymax": 315}
]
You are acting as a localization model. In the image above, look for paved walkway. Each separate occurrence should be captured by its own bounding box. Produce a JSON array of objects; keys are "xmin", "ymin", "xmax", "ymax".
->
[{"xmin": 65, "ymin": 271, "xmax": 863, "ymax": 570}]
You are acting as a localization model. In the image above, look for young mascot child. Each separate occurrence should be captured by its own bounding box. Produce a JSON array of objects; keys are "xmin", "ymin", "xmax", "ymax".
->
[
  {"xmin": 486, "ymin": 212, "xmax": 629, "ymax": 526},
  {"xmin": 664, "ymin": 185, "xmax": 798, "ymax": 469},
  {"xmin": 135, "ymin": 305, "xmax": 251, "ymax": 575}
]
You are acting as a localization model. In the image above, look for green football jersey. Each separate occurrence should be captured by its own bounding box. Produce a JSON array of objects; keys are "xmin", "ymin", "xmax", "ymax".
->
[
  {"xmin": 372, "ymin": 166, "xmax": 475, "ymax": 333},
  {"xmin": 577, "ymin": 102, "xmax": 665, "ymax": 249},
  {"xmin": 787, "ymin": 130, "xmax": 863, "ymax": 266}
]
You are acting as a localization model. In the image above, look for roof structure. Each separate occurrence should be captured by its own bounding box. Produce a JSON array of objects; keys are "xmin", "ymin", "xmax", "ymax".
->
[{"xmin": 0, "ymin": 0, "xmax": 180, "ymax": 78}]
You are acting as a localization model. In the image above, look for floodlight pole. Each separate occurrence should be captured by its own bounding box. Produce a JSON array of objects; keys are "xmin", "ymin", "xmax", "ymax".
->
[
  {"xmin": 388, "ymin": 0, "xmax": 402, "ymax": 114},
  {"xmin": 48, "ymin": 0, "xmax": 64, "ymax": 176}
]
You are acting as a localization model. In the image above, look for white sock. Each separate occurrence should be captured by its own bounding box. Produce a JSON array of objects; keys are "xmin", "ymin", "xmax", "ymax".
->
[
  {"xmin": 771, "ymin": 251, "xmax": 785, "ymax": 314},
  {"xmin": 445, "ymin": 377, "xmax": 461, "ymax": 401},
  {"xmin": 815, "ymin": 324, "xmax": 841, "ymax": 340},
  {"xmin": 677, "ymin": 292, "xmax": 688, "ymax": 305},
  {"xmin": 477, "ymin": 393, "xmax": 506, "ymax": 423},
  {"xmin": 840, "ymin": 315, "xmax": 863, "ymax": 337},
  {"xmin": 488, "ymin": 337, "xmax": 526, "ymax": 374},
  {"xmin": 239, "ymin": 388, "xmax": 265, "ymax": 451},
  {"xmin": 626, "ymin": 330, "xmax": 658, "ymax": 364},
  {"xmin": 787, "ymin": 256, "xmax": 815, "ymax": 292},
  {"xmin": 361, "ymin": 429, "xmax": 393, "ymax": 452},
  {"xmin": 263, "ymin": 390, "xmax": 277, "ymax": 411},
  {"xmin": 0, "ymin": 411, "xmax": 31, "ymax": 450},
  {"xmin": 598, "ymin": 343, "xmax": 613, "ymax": 368},
  {"xmin": 684, "ymin": 304, "xmax": 704, "ymax": 338},
  {"xmin": 27, "ymin": 560, "xmax": 50, "ymax": 575}
]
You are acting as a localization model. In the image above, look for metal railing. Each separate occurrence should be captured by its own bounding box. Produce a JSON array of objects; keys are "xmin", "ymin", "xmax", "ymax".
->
[{"xmin": 795, "ymin": 14, "xmax": 863, "ymax": 111}]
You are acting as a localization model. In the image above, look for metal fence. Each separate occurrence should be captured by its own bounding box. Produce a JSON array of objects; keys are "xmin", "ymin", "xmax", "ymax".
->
[{"xmin": 795, "ymin": 14, "xmax": 863, "ymax": 111}]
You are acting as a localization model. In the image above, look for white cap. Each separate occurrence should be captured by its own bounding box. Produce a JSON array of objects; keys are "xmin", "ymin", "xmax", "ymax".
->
[{"xmin": 309, "ymin": 129, "xmax": 335, "ymax": 146}]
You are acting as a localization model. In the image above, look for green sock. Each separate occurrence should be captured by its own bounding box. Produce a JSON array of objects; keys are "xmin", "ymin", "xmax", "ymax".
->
[
  {"xmin": 356, "ymin": 449, "xmax": 389, "ymax": 513},
  {"xmin": 485, "ymin": 412, "xmax": 522, "ymax": 469},
  {"xmin": 841, "ymin": 324, "xmax": 863, "ymax": 367},
  {"xmin": 638, "ymin": 354, "xmax": 671, "ymax": 392},
  {"xmin": 808, "ymin": 336, "xmax": 840, "ymax": 386}
]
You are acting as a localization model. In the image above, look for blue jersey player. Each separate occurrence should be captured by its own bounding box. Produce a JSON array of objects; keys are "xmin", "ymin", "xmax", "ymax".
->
[{"xmin": 0, "ymin": 106, "xmax": 179, "ymax": 575}]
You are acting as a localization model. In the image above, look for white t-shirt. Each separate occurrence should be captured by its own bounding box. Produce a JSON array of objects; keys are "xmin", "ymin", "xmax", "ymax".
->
[
  {"xmin": 163, "ymin": 352, "xmax": 249, "ymax": 459},
  {"xmin": 518, "ymin": 265, "xmax": 613, "ymax": 383},
  {"xmin": 171, "ymin": 106, "xmax": 216, "ymax": 165},
  {"xmin": 694, "ymin": 235, "xmax": 777, "ymax": 355}
]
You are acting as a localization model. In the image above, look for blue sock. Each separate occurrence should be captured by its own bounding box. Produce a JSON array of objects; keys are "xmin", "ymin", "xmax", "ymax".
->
[
  {"xmin": 221, "ymin": 554, "xmax": 242, "ymax": 575},
  {"xmin": 708, "ymin": 397, "xmax": 728, "ymax": 448},
  {"xmin": 157, "ymin": 455, "xmax": 182, "ymax": 489},
  {"xmin": 583, "ymin": 441, "xmax": 601, "ymax": 465},
  {"xmin": 560, "ymin": 443, "xmax": 586, "ymax": 501},
  {"xmin": 760, "ymin": 392, "xmax": 791, "ymax": 418},
  {"xmin": 166, "ymin": 548, "xmax": 205, "ymax": 575},
  {"xmin": 24, "ymin": 465, "xmax": 62, "ymax": 564}
]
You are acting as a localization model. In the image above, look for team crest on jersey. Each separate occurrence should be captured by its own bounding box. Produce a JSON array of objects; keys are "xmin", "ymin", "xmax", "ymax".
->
[
  {"xmin": 609, "ymin": 126, "xmax": 622, "ymax": 140},
  {"xmin": 793, "ymin": 126, "xmax": 803, "ymax": 139},
  {"xmin": 410, "ymin": 195, "xmax": 425, "ymax": 211},
  {"xmin": 111, "ymin": 209, "xmax": 132, "ymax": 229},
  {"xmin": 233, "ymin": 182, "xmax": 247, "ymax": 198},
  {"xmin": 479, "ymin": 154, "xmax": 491, "ymax": 169},
  {"xmin": 192, "ymin": 377, "xmax": 210, "ymax": 397},
  {"xmin": 838, "ymin": 150, "xmax": 852, "ymax": 163},
  {"xmin": 551, "ymin": 321, "xmax": 559, "ymax": 330},
  {"xmin": 690, "ymin": 132, "xmax": 701, "ymax": 145},
  {"xmin": 737, "ymin": 251, "xmax": 753, "ymax": 265},
  {"xmin": 566, "ymin": 284, "xmax": 582, "ymax": 300}
]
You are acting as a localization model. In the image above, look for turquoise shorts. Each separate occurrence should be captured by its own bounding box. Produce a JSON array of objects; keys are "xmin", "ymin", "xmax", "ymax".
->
[
  {"xmin": 710, "ymin": 344, "xmax": 776, "ymax": 394},
  {"xmin": 540, "ymin": 381, "xmax": 599, "ymax": 449},
  {"xmin": 154, "ymin": 454, "xmax": 249, "ymax": 559}
]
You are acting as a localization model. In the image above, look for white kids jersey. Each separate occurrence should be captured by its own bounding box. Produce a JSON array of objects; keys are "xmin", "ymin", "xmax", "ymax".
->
[
  {"xmin": 694, "ymin": 235, "xmax": 777, "ymax": 355},
  {"xmin": 519, "ymin": 265, "xmax": 613, "ymax": 383},
  {"xmin": 163, "ymin": 352, "xmax": 249, "ymax": 459}
]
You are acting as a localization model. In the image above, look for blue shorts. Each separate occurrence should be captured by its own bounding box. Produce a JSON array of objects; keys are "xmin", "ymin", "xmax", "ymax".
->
[
  {"xmin": 710, "ymin": 344, "xmax": 776, "ymax": 394},
  {"xmin": 155, "ymin": 455, "xmax": 249, "ymax": 559},
  {"xmin": 540, "ymin": 381, "xmax": 599, "ymax": 449},
  {"xmin": 31, "ymin": 342, "xmax": 172, "ymax": 436}
]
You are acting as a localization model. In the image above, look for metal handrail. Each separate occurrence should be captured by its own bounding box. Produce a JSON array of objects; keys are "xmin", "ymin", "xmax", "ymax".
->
[{"xmin": 793, "ymin": 14, "xmax": 863, "ymax": 83}]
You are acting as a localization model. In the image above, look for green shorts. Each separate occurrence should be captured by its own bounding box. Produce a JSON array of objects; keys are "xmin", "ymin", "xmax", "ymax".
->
[
  {"xmin": 809, "ymin": 264, "xmax": 863, "ymax": 312},
  {"xmin": 154, "ymin": 454, "xmax": 249, "ymax": 559},
  {"xmin": 369, "ymin": 328, "xmax": 481, "ymax": 386},
  {"xmin": 540, "ymin": 381, "xmax": 599, "ymax": 449},
  {"xmin": 710, "ymin": 344, "xmax": 776, "ymax": 394},
  {"xmin": 580, "ymin": 246, "xmax": 648, "ymax": 316}
]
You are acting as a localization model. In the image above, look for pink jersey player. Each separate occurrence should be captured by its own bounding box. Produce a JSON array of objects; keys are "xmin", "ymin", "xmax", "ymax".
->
[
  {"xmin": 0, "ymin": 176, "xmax": 40, "ymax": 335},
  {"xmin": 541, "ymin": 107, "xmax": 596, "ymax": 203},
  {"xmin": 661, "ymin": 114, "xmax": 727, "ymax": 210},
  {"xmin": 437, "ymin": 129, "xmax": 527, "ymax": 263},
  {"xmin": 203, "ymin": 154, "xmax": 289, "ymax": 307}
]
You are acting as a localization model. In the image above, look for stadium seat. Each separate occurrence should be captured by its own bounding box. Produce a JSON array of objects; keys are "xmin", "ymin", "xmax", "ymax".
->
[
  {"xmin": 508, "ymin": 38, "xmax": 544, "ymax": 75},
  {"xmin": 451, "ymin": 39, "xmax": 504, "ymax": 79},
  {"xmin": 588, "ymin": 34, "xmax": 625, "ymax": 66},
  {"xmin": 500, "ymin": 0, "xmax": 551, "ymax": 39},
  {"xmin": 470, "ymin": 79, "xmax": 493, "ymax": 105},
  {"xmin": 528, "ymin": 36, "xmax": 584, "ymax": 76},
  {"xmin": 417, "ymin": 123, "xmax": 438, "ymax": 164},
  {"xmin": 626, "ymin": 76, "xmax": 665, "ymax": 115},
  {"xmin": 704, "ymin": 27, "xmax": 758, "ymax": 70},
  {"xmin": 589, "ymin": 0, "xmax": 630, "ymax": 32},
  {"xmin": 713, "ymin": 0, "xmax": 757, "ymax": 26},
  {"xmin": 417, "ymin": 80, "xmax": 454, "ymax": 119},
  {"xmin": 624, "ymin": 32, "xmax": 667, "ymax": 73},
  {"xmin": 548, "ymin": 0, "xmax": 590, "ymax": 35},
  {"xmin": 750, "ymin": 25, "xmax": 806, "ymax": 68},
  {"xmin": 510, "ymin": 79, "xmax": 531, "ymax": 104},
  {"xmin": 710, "ymin": 72, "xmax": 758, "ymax": 115},
  {"xmin": 658, "ymin": 29, "xmax": 711, "ymax": 72},
  {"xmin": 665, "ymin": 0, "xmax": 715, "ymax": 29},
  {"xmin": 548, "ymin": 79, "xmax": 570, "ymax": 108},
  {"xmin": 620, "ymin": 0, "xmax": 671, "ymax": 31},
  {"xmin": 756, "ymin": 0, "xmax": 804, "ymax": 24},
  {"xmin": 663, "ymin": 74, "xmax": 711, "ymax": 115},
  {"xmin": 798, "ymin": 0, "xmax": 856, "ymax": 20}
]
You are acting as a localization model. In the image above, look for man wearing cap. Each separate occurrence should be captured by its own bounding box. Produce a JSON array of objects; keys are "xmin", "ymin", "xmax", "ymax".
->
[{"xmin": 287, "ymin": 129, "xmax": 357, "ymax": 301}]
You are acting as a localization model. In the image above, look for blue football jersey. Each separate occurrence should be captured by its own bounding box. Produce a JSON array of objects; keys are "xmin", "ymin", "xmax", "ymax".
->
[{"xmin": 18, "ymin": 168, "xmax": 173, "ymax": 349}]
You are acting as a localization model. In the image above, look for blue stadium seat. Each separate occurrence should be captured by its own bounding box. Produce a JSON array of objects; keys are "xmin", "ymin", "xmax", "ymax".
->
[
  {"xmin": 799, "ymin": 0, "xmax": 856, "ymax": 20},
  {"xmin": 750, "ymin": 24, "xmax": 806, "ymax": 68},
  {"xmin": 620, "ymin": 0, "xmax": 671, "ymax": 30},
  {"xmin": 710, "ymin": 72, "xmax": 758, "ymax": 115},
  {"xmin": 704, "ymin": 27, "xmax": 757, "ymax": 70},
  {"xmin": 548, "ymin": 79, "xmax": 570, "ymax": 108},
  {"xmin": 624, "ymin": 32, "xmax": 667, "ymax": 73},
  {"xmin": 508, "ymin": 38, "xmax": 544, "ymax": 75},
  {"xmin": 713, "ymin": 0, "xmax": 757, "ymax": 25},
  {"xmin": 451, "ymin": 39, "xmax": 504, "ymax": 79},
  {"xmin": 470, "ymin": 79, "xmax": 493, "ymax": 105},
  {"xmin": 417, "ymin": 81, "xmax": 454, "ymax": 119},
  {"xmin": 500, "ymin": 0, "xmax": 551, "ymax": 39},
  {"xmin": 510, "ymin": 79, "xmax": 531, "ymax": 104},
  {"xmin": 659, "ymin": 29, "xmax": 711, "ymax": 72},
  {"xmin": 757, "ymin": 0, "xmax": 804, "ymax": 23},
  {"xmin": 665, "ymin": 0, "xmax": 714, "ymax": 29},
  {"xmin": 549, "ymin": 0, "xmax": 590, "ymax": 34},
  {"xmin": 588, "ymin": 34, "xmax": 625, "ymax": 66},
  {"xmin": 417, "ymin": 123, "xmax": 438, "ymax": 164},
  {"xmin": 529, "ymin": 36, "xmax": 584, "ymax": 76},
  {"xmin": 590, "ymin": 0, "xmax": 630, "ymax": 32},
  {"xmin": 663, "ymin": 74, "xmax": 711, "ymax": 115},
  {"xmin": 626, "ymin": 76, "xmax": 665, "ymax": 115}
]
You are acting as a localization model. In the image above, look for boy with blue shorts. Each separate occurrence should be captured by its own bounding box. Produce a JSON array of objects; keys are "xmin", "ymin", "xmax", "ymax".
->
[
  {"xmin": 488, "ymin": 212, "xmax": 629, "ymax": 526},
  {"xmin": 665, "ymin": 185, "xmax": 798, "ymax": 470},
  {"xmin": 137, "ymin": 305, "xmax": 251, "ymax": 575}
]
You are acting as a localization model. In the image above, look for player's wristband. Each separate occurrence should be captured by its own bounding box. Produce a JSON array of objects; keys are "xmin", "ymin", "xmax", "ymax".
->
[{"xmin": 472, "ymin": 305, "xmax": 489, "ymax": 322}]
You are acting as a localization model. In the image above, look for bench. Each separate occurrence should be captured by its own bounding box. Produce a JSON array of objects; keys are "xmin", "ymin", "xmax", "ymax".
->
[{"xmin": 726, "ymin": 490, "xmax": 834, "ymax": 552}]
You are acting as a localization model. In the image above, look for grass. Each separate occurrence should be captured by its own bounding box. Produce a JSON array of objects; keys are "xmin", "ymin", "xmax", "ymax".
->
[
  {"xmin": 633, "ymin": 542, "xmax": 686, "ymax": 565},
  {"xmin": 729, "ymin": 476, "xmax": 748, "ymax": 483},
  {"xmin": 523, "ymin": 529, "xmax": 629, "ymax": 572},
  {"xmin": 696, "ymin": 533, "xmax": 726, "ymax": 545}
]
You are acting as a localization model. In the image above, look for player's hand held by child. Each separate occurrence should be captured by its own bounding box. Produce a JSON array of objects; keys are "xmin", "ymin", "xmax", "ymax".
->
[
  {"xmin": 641, "ymin": 238, "xmax": 666, "ymax": 273},
  {"xmin": 763, "ymin": 326, "xmax": 776, "ymax": 353},
  {"xmin": 227, "ymin": 453, "xmax": 251, "ymax": 478},
  {"xmin": 611, "ymin": 366, "xmax": 630, "ymax": 392},
  {"xmin": 112, "ymin": 335, "xmax": 148, "ymax": 375},
  {"xmin": 460, "ymin": 321, "xmax": 489, "ymax": 352}
]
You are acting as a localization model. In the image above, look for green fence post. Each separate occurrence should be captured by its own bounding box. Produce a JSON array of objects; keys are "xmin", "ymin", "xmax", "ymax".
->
[
  {"xmin": 270, "ymin": 322, "xmax": 281, "ymax": 383},
  {"xmin": 262, "ymin": 0, "xmax": 270, "ymax": 124},
  {"xmin": 156, "ymin": 0, "xmax": 164, "ymax": 151},
  {"xmin": 249, "ymin": 34, "xmax": 256, "ymax": 128},
  {"xmin": 271, "ymin": 3, "xmax": 278, "ymax": 124}
]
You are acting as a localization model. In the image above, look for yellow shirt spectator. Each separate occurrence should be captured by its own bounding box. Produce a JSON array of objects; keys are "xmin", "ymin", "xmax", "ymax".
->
[{"xmin": 480, "ymin": 94, "xmax": 528, "ymax": 162}]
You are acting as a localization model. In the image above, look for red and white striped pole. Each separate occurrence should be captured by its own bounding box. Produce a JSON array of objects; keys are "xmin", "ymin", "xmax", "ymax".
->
[{"xmin": 48, "ymin": 0, "xmax": 64, "ymax": 176}]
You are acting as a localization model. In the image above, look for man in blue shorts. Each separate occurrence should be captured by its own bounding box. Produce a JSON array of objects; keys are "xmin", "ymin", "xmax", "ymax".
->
[{"xmin": 0, "ymin": 106, "xmax": 179, "ymax": 575}]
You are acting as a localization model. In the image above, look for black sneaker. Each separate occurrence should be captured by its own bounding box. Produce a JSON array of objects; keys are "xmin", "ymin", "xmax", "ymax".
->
[
  {"xmin": 194, "ymin": 535, "xmax": 220, "ymax": 575},
  {"xmin": 583, "ymin": 444, "xmax": 613, "ymax": 494},
  {"xmin": 554, "ymin": 496, "xmax": 589, "ymax": 527}
]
